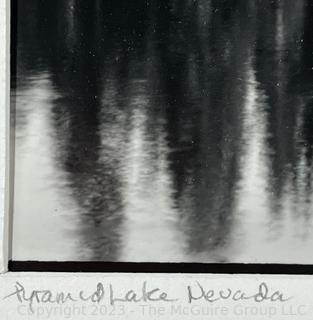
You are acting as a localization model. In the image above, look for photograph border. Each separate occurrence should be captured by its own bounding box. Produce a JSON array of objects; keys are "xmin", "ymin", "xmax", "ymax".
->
[
  {"xmin": 2, "ymin": 1, "xmax": 313, "ymax": 319},
  {"xmin": 0, "ymin": 0, "xmax": 9, "ymax": 274}
]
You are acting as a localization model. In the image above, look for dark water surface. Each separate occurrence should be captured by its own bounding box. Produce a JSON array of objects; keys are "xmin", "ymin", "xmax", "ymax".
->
[{"xmin": 12, "ymin": 0, "xmax": 313, "ymax": 263}]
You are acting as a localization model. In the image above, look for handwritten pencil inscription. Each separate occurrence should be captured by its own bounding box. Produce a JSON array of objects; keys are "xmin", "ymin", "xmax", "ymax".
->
[{"xmin": 3, "ymin": 281, "xmax": 292, "ymax": 313}]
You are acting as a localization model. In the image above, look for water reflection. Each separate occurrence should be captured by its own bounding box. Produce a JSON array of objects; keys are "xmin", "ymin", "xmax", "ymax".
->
[{"xmin": 12, "ymin": 0, "xmax": 313, "ymax": 263}]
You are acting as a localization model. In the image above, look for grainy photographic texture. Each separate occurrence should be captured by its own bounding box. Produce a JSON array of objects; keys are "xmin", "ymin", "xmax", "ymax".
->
[{"xmin": 11, "ymin": 0, "xmax": 313, "ymax": 263}]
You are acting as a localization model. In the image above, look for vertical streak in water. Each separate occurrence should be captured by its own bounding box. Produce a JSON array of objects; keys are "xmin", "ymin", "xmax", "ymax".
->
[
  {"xmin": 275, "ymin": 3, "xmax": 285, "ymax": 56},
  {"xmin": 235, "ymin": 57, "xmax": 271, "ymax": 262},
  {"xmin": 119, "ymin": 80, "xmax": 185, "ymax": 262},
  {"xmin": 12, "ymin": 74, "xmax": 81, "ymax": 260},
  {"xmin": 66, "ymin": 0, "xmax": 76, "ymax": 49}
]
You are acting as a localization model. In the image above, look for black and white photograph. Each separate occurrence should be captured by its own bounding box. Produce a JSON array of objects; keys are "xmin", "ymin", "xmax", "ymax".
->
[{"xmin": 11, "ymin": 0, "xmax": 313, "ymax": 264}]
